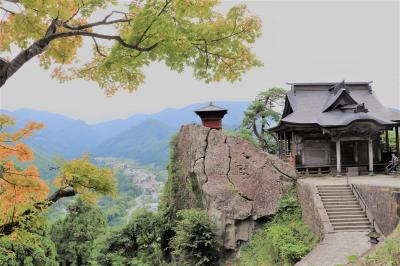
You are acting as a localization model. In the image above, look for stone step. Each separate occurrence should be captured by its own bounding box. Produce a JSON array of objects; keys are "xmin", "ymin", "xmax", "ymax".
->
[
  {"xmin": 324, "ymin": 202, "xmax": 361, "ymax": 208},
  {"xmin": 317, "ymin": 185, "xmax": 350, "ymax": 188},
  {"xmin": 328, "ymin": 213, "xmax": 367, "ymax": 219},
  {"xmin": 323, "ymin": 201, "xmax": 359, "ymax": 205},
  {"xmin": 325, "ymin": 204, "xmax": 361, "ymax": 209},
  {"xmin": 333, "ymin": 225, "xmax": 372, "ymax": 231},
  {"xmin": 318, "ymin": 187, "xmax": 352, "ymax": 190},
  {"xmin": 318, "ymin": 190, "xmax": 353, "ymax": 193},
  {"xmin": 319, "ymin": 194, "xmax": 354, "ymax": 199},
  {"xmin": 318, "ymin": 191, "xmax": 354, "ymax": 196},
  {"xmin": 326, "ymin": 207, "xmax": 363, "ymax": 212},
  {"xmin": 329, "ymin": 218, "xmax": 369, "ymax": 223},
  {"xmin": 322, "ymin": 200, "xmax": 358, "ymax": 204},
  {"xmin": 320, "ymin": 195, "xmax": 357, "ymax": 199},
  {"xmin": 319, "ymin": 190, "xmax": 353, "ymax": 193},
  {"xmin": 331, "ymin": 221, "xmax": 371, "ymax": 227},
  {"xmin": 334, "ymin": 228, "xmax": 371, "ymax": 232},
  {"xmin": 327, "ymin": 210, "xmax": 365, "ymax": 216}
]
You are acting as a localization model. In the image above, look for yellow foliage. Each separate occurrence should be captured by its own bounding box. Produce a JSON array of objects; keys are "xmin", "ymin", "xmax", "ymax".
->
[
  {"xmin": 54, "ymin": 155, "xmax": 116, "ymax": 202},
  {"xmin": 1, "ymin": 0, "xmax": 261, "ymax": 96}
]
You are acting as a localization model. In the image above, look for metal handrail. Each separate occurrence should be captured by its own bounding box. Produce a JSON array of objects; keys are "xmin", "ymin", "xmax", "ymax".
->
[
  {"xmin": 385, "ymin": 154, "xmax": 399, "ymax": 174},
  {"xmin": 351, "ymin": 183, "xmax": 377, "ymax": 231},
  {"xmin": 351, "ymin": 183, "xmax": 367, "ymax": 213}
]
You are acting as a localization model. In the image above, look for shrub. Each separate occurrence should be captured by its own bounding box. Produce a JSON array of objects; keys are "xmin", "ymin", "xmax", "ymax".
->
[
  {"xmin": 237, "ymin": 186, "xmax": 318, "ymax": 266},
  {"xmin": 0, "ymin": 217, "xmax": 57, "ymax": 266},
  {"xmin": 94, "ymin": 209, "xmax": 162, "ymax": 266},
  {"xmin": 50, "ymin": 198, "xmax": 107, "ymax": 266},
  {"xmin": 171, "ymin": 209, "xmax": 220, "ymax": 266},
  {"xmin": 360, "ymin": 224, "xmax": 400, "ymax": 266}
]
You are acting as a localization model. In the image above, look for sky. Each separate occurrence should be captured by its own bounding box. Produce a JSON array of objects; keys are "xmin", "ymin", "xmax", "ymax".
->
[{"xmin": 0, "ymin": 0, "xmax": 399, "ymax": 124}]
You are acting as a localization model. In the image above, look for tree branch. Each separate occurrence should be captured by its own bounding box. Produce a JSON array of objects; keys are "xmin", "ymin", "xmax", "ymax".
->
[
  {"xmin": 0, "ymin": 186, "xmax": 76, "ymax": 235},
  {"xmin": 252, "ymin": 120, "xmax": 260, "ymax": 139},
  {"xmin": 46, "ymin": 187, "xmax": 76, "ymax": 203},
  {"xmin": 134, "ymin": 0, "xmax": 171, "ymax": 46},
  {"xmin": 0, "ymin": 163, "xmax": 75, "ymax": 235},
  {"xmin": 0, "ymin": 28, "xmax": 160, "ymax": 88},
  {"xmin": 0, "ymin": 6, "xmax": 15, "ymax": 15},
  {"xmin": 92, "ymin": 37, "xmax": 106, "ymax": 57},
  {"xmin": 48, "ymin": 31, "xmax": 161, "ymax": 51},
  {"xmin": 61, "ymin": 16, "xmax": 131, "ymax": 31}
]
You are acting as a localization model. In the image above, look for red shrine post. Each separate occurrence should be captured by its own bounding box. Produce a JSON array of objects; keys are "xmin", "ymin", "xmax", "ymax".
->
[{"xmin": 195, "ymin": 102, "xmax": 228, "ymax": 130}]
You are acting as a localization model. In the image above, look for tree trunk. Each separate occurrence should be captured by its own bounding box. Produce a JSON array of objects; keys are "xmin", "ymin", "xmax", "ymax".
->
[
  {"xmin": 47, "ymin": 187, "xmax": 76, "ymax": 203},
  {"xmin": 0, "ymin": 187, "xmax": 76, "ymax": 235},
  {"xmin": 0, "ymin": 39, "xmax": 49, "ymax": 88}
]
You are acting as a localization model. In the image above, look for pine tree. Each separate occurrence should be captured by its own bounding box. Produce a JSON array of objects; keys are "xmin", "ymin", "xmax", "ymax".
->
[{"xmin": 50, "ymin": 198, "xmax": 107, "ymax": 266}]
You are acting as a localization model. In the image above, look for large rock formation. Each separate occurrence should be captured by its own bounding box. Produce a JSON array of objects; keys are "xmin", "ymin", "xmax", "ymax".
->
[{"xmin": 166, "ymin": 124, "xmax": 296, "ymax": 255}]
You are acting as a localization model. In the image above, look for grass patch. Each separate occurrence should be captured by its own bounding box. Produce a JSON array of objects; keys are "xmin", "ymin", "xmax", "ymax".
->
[
  {"xmin": 358, "ymin": 224, "xmax": 400, "ymax": 266},
  {"xmin": 236, "ymin": 186, "xmax": 319, "ymax": 266}
]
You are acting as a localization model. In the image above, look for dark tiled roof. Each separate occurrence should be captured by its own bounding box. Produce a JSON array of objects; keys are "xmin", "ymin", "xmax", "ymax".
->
[
  {"xmin": 322, "ymin": 88, "xmax": 358, "ymax": 112},
  {"xmin": 271, "ymin": 82, "xmax": 400, "ymax": 130},
  {"xmin": 195, "ymin": 102, "xmax": 227, "ymax": 113}
]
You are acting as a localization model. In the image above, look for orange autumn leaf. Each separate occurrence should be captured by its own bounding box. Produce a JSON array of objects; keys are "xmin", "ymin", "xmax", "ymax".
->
[
  {"xmin": 14, "ymin": 143, "xmax": 34, "ymax": 161},
  {"xmin": 0, "ymin": 115, "xmax": 48, "ymax": 224}
]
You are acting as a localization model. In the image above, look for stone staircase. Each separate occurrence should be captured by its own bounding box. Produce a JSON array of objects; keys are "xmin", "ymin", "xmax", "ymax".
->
[{"xmin": 317, "ymin": 185, "xmax": 372, "ymax": 231}]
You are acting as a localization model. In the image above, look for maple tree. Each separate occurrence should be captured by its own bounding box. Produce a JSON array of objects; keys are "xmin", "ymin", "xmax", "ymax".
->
[
  {"xmin": 0, "ymin": 114, "xmax": 116, "ymax": 235},
  {"xmin": 0, "ymin": 114, "xmax": 47, "ymax": 227},
  {"xmin": 0, "ymin": 0, "xmax": 262, "ymax": 95}
]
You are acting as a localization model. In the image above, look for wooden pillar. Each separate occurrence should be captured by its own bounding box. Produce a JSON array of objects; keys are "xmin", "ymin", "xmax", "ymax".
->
[
  {"xmin": 368, "ymin": 138, "xmax": 374, "ymax": 175},
  {"xmin": 354, "ymin": 141, "xmax": 358, "ymax": 164},
  {"xmin": 385, "ymin": 129, "xmax": 389, "ymax": 152},
  {"xmin": 283, "ymin": 132, "xmax": 287, "ymax": 156},
  {"xmin": 278, "ymin": 133, "xmax": 282, "ymax": 158},
  {"xmin": 336, "ymin": 140, "xmax": 341, "ymax": 177},
  {"xmin": 378, "ymin": 145, "xmax": 382, "ymax": 162},
  {"xmin": 291, "ymin": 131, "xmax": 295, "ymax": 155},
  {"xmin": 396, "ymin": 126, "xmax": 399, "ymax": 158}
]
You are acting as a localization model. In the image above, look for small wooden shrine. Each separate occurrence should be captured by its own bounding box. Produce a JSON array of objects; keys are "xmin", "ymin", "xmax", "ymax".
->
[{"xmin": 195, "ymin": 102, "xmax": 227, "ymax": 130}]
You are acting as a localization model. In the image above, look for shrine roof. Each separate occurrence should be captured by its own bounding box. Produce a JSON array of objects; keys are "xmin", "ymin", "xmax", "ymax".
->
[
  {"xmin": 271, "ymin": 82, "xmax": 400, "ymax": 131},
  {"xmin": 195, "ymin": 102, "xmax": 228, "ymax": 113}
]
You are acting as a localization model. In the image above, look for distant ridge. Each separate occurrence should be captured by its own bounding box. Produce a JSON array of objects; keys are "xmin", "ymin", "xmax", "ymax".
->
[
  {"xmin": 93, "ymin": 119, "xmax": 175, "ymax": 166},
  {"xmin": 0, "ymin": 101, "xmax": 249, "ymax": 165}
]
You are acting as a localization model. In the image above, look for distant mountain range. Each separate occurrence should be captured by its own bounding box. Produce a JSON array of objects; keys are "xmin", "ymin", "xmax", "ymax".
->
[{"xmin": 1, "ymin": 101, "xmax": 249, "ymax": 166}]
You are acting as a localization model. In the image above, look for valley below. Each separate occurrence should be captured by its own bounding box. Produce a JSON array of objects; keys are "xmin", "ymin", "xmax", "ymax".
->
[
  {"xmin": 47, "ymin": 157, "xmax": 166, "ymax": 228},
  {"xmin": 0, "ymin": 102, "xmax": 247, "ymax": 227}
]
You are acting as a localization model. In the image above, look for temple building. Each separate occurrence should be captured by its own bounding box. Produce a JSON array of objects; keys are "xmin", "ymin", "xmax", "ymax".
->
[
  {"xmin": 195, "ymin": 102, "xmax": 227, "ymax": 130},
  {"xmin": 270, "ymin": 81, "xmax": 400, "ymax": 176}
]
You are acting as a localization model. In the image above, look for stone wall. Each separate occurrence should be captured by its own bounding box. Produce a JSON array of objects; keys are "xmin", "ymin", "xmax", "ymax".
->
[
  {"xmin": 297, "ymin": 179, "xmax": 333, "ymax": 239},
  {"xmin": 355, "ymin": 184, "xmax": 400, "ymax": 236}
]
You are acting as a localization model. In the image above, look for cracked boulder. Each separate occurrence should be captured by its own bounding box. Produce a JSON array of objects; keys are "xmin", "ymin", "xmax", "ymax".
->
[{"xmin": 169, "ymin": 124, "xmax": 297, "ymax": 253}]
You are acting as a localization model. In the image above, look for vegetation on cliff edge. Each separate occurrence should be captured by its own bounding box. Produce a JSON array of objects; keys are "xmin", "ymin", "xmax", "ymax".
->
[
  {"xmin": 357, "ymin": 224, "xmax": 400, "ymax": 266},
  {"xmin": 236, "ymin": 187, "xmax": 319, "ymax": 266}
]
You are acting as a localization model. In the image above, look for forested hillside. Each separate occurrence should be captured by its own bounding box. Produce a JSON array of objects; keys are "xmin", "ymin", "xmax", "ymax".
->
[
  {"xmin": 93, "ymin": 119, "xmax": 175, "ymax": 166},
  {"xmin": 1, "ymin": 101, "xmax": 248, "ymax": 166}
]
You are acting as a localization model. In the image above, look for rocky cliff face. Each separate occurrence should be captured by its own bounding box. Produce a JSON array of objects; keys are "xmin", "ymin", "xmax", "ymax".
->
[{"xmin": 166, "ymin": 124, "xmax": 296, "ymax": 255}]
